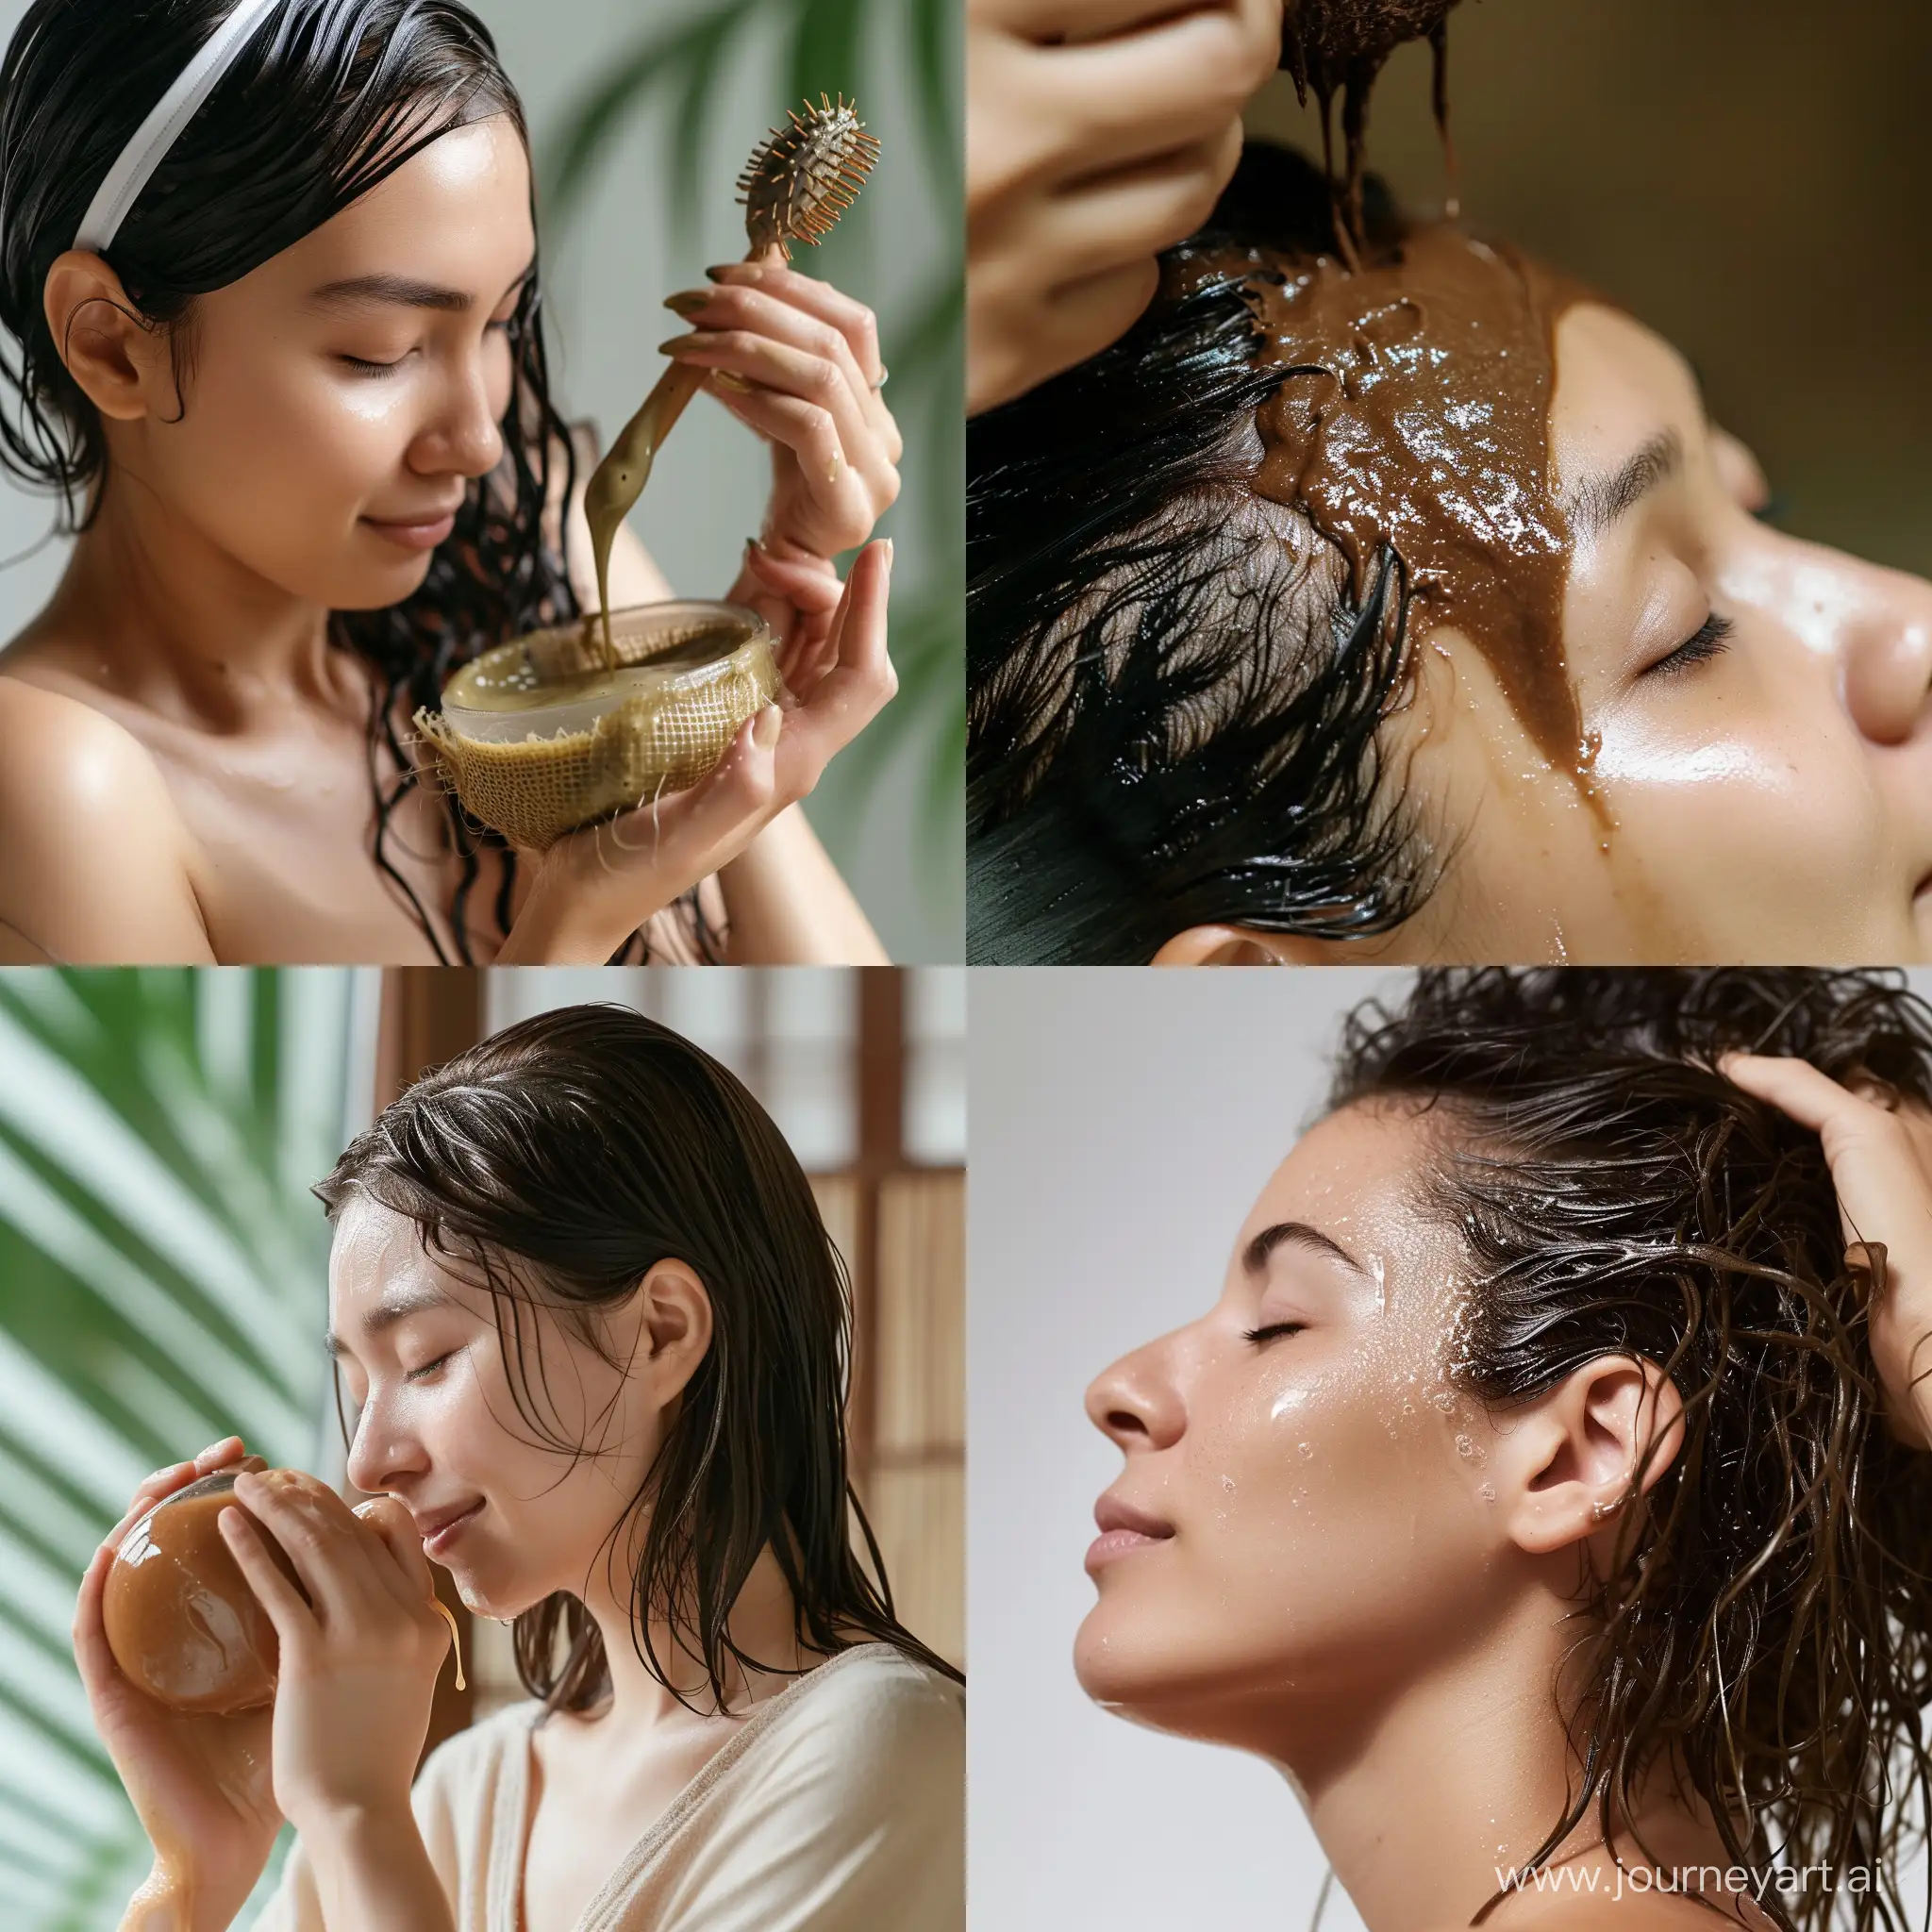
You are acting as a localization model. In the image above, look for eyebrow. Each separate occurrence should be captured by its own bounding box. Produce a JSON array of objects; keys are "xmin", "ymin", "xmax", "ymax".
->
[
  {"xmin": 325, "ymin": 1286, "xmax": 456, "ymax": 1358},
  {"xmin": 1566, "ymin": 428, "xmax": 1685, "ymax": 540},
  {"xmin": 306, "ymin": 262, "xmax": 535, "ymax": 317},
  {"xmin": 1241, "ymin": 1222, "xmax": 1366, "ymax": 1278}
]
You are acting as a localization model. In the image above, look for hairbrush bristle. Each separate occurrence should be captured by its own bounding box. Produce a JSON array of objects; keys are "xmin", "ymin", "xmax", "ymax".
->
[{"xmin": 738, "ymin": 94, "xmax": 881, "ymax": 258}]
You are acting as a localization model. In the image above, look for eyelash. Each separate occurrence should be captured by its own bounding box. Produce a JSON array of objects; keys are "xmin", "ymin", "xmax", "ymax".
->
[
  {"xmin": 1241, "ymin": 1322, "xmax": 1307, "ymax": 1346},
  {"xmin": 339, "ymin": 323, "xmax": 511, "ymax": 379},
  {"xmin": 405, "ymin": 1349, "xmax": 457, "ymax": 1383},
  {"xmin": 1647, "ymin": 611, "xmax": 1735, "ymax": 678}
]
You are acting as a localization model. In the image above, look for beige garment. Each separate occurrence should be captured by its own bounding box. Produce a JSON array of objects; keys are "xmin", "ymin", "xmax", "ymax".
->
[{"xmin": 255, "ymin": 1643, "xmax": 964, "ymax": 1931}]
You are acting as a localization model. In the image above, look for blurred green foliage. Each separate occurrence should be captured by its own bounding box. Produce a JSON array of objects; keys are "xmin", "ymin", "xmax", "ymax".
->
[{"xmin": 0, "ymin": 970, "xmax": 351, "ymax": 1929}]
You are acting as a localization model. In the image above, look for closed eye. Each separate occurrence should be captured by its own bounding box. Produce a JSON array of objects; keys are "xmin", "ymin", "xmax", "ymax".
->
[
  {"xmin": 1242, "ymin": 1322, "xmax": 1307, "ymax": 1346},
  {"xmin": 340, "ymin": 352, "xmax": 408, "ymax": 377},
  {"xmin": 405, "ymin": 1349, "xmax": 458, "ymax": 1382},
  {"xmin": 1644, "ymin": 612, "xmax": 1734, "ymax": 679}
]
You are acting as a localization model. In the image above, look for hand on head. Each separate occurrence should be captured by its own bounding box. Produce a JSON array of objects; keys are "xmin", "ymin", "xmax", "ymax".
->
[{"xmin": 1721, "ymin": 1053, "xmax": 1932, "ymax": 1448}]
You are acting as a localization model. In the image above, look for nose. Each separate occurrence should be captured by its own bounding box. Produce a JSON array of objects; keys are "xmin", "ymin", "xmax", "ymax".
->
[
  {"xmin": 1839, "ymin": 562, "xmax": 1932, "ymax": 747},
  {"xmin": 343, "ymin": 1381, "xmax": 429, "ymax": 1497},
  {"xmin": 410, "ymin": 353, "xmax": 506, "ymax": 482},
  {"xmin": 1085, "ymin": 1333, "xmax": 1187, "ymax": 1453}
]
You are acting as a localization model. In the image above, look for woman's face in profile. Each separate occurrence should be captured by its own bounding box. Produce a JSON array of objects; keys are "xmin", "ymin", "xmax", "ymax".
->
[
  {"xmin": 1075, "ymin": 1102, "xmax": 1507, "ymax": 1750},
  {"xmin": 1388, "ymin": 302, "xmax": 1932, "ymax": 964},
  {"xmin": 326, "ymin": 1193, "xmax": 662, "ymax": 1621}
]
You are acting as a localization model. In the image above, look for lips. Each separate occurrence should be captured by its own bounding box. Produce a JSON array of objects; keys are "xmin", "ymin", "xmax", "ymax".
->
[
  {"xmin": 361, "ymin": 507, "xmax": 459, "ymax": 551},
  {"xmin": 411, "ymin": 1499, "xmax": 483, "ymax": 1556},
  {"xmin": 1086, "ymin": 1491, "xmax": 1175, "ymax": 1574}
]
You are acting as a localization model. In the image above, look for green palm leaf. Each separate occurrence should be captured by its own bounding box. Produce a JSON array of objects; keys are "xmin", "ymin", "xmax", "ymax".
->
[{"xmin": 0, "ymin": 969, "xmax": 351, "ymax": 1930}]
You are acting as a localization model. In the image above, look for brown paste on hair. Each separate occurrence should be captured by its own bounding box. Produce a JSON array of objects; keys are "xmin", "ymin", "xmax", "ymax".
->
[{"xmin": 1177, "ymin": 225, "xmax": 1597, "ymax": 793}]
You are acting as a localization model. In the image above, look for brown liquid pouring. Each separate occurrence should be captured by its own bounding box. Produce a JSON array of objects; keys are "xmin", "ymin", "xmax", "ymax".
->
[{"xmin": 104, "ymin": 1467, "xmax": 464, "ymax": 1713}]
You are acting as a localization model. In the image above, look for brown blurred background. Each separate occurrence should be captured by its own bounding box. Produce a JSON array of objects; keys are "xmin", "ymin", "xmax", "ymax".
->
[{"xmin": 1247, "ymin": 0, "xmax": 1932, "ymax": 574}]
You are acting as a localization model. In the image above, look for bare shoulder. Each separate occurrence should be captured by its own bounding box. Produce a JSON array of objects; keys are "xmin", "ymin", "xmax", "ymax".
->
[
  {"xmin": 1447, "ymin": 1887, "xmax": 1774, "ymax": 1932},
  {"xmin": 0, "ymin": 675, "xmax": 211, "ymax": 962}
]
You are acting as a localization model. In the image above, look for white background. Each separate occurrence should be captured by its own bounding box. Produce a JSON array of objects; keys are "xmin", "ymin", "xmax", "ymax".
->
[
  {"xmin": 967, "ymin": 968, "xmax": 1932, "ymax": 1930},
  {"xmin": 0, "ymin": 0, "xmax": 958, "ymax": 958}
]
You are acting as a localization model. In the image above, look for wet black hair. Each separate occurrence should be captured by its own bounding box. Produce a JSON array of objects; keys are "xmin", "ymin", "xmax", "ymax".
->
[
  {"xmin": 0, "ymin": 0, "xmax": 714, "ymax": 961},
  {"xmin": 968, "ymin": 140, "xmax": 1432, "ymax": 965},
  {"xmin": 1332, "ymin": 969, "xmax": 1932, "ymax": 1932},
  {"xmin": 316, "ymin": 1002, "xmax": 960, "ymax": 1713}
]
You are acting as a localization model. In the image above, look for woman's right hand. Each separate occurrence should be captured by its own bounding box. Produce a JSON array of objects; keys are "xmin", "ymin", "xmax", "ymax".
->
[
  {"xmin": 1722, "ymin": 1054, "xmax": 1932, "ymax": 1449},
  {"xmin": 500, "ymin": 539, "xmax": 893, "ymax": 964},
  {"xmin": 967, "ymin": 0, "xmax": 1284, "ymax": 413},
  {"xmin": 75, "ymin": 1437, "xmax": 283, "ymax": 1932}
]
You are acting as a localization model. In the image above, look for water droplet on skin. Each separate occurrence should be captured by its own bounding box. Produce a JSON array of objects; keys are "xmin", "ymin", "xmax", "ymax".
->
[
  {"xmin": 1456, "ymin": 1434, "xmax": 1474, "ymax": 1457},
  {"xmin": 1479, "ymin": 1482, "xmax": 1496, "ymax": 1502},
  {"xmin": 1370, "ymin": 1252, "xmax": 1386, "ymax": 1314},
  {"xmin": 1221, "ymin": 1474, "xmax": 1236, "ymax": 1495},
  {"xmin": 1298, "ymin": 1441, "xmax": 1315, "ymax": 1459},
  {"xmin": 1272, "ymin": 1387, "xmax": 1310, "ymax": 1421},
  {"xmin": 1428, "ymin": 1390, "xmax": 1456, "ymax": 1413}
]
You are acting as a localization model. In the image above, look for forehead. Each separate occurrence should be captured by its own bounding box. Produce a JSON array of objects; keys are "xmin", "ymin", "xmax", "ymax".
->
[
  {"xmin": 257, "ymin": 113, "xmax": 532, "ymax": 287},
  {"xmin": 1549, "ymin": 302, "xmax": 1707, "ymax": 499},
  {"xmin": 1232, "ymin": 1098, "xmax": 1449, "ymax": 1267},
  {"xmin": 327, "ymin": 1192, "xmax": 432, "ymax": 1307}
]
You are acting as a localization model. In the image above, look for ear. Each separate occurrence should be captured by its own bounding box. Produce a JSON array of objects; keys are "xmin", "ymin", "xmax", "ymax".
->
[
  {"xmin": 42, "ymin": 249, "xmax": 174, "ymax": 425},
  {"xmin": 1491, "ymin": 1354, "xmax": 1685, "ymax": 1558},
  {"xmin": 1150, "ymin": 924, "xmax": 1341, "ymax": 967},
  {"xmin": 627, "ymin": 1258, "xmax": 714, "ymax": 1407}
]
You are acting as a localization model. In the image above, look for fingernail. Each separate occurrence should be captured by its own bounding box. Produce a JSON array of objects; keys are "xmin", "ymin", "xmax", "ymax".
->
[
  {"xmin": 663, "ymin": 291, "xmax": 709, "ymax": 318},
  {"xmin": 657, "ymin": 333, "xmax": 700, "ymax": 354},
  {"xmin": 711, "ymin": 370, "xmax": 754, "ymax": 394},
  {"xmin": 881, "ymin": 537, "xmax": 894, "ymax": 570}
]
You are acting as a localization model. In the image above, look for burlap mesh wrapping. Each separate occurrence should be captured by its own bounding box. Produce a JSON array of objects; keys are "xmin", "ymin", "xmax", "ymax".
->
[{"xmin": 415, "ymin": 603, "xmax": 779, "ymax": 851}]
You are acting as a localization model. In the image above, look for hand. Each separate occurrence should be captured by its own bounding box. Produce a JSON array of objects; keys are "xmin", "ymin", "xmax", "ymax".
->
[
  {"xmin": 1722, "ymin": 1053, "xmax": 1932, "ymax": 1448},
  {"xmin": 659, "ymin": 259, "xmax": 900, "ymax": 565},
  {"xmin": 217, "ymin": 1470, "xmax": 450, "ymax": 1833},
  {"xmin": 74, "ymin": 1438, "xmax": 281, "ymax": 1932},
  {"xmin": 968, "ymin": 0, "xmax": 1284, "ymax": 412},
  {"xmin": 508, "ymin": 539, "xmax": 895, "ymax": 962}
]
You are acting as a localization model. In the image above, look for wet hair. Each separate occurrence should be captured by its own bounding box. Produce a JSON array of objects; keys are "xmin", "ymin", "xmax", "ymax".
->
[
  {"xmin": 314, "ymin": 1002, "xmax": 959, "ymax": 1714},
  {"xmin": 967, "ymin": 140, "xmax": 1431, "ymax": 965},
  {"xmin": 0, "ymin": 0, "xmax": 713, "ymax": 962},
  {"xmin": 1331, "ymin": 969, "xmax": 1932, "ymax": 1932}
]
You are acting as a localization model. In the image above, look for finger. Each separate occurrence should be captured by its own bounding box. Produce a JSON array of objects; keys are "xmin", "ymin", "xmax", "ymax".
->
[
  {"xmin": 1723, "ymin": 1054, "xmax": 1932, "ymax": 1252},
  {"xmin": 743, "ymin": 541, "xmax": 843, "ymax": 614},
  {"xmin": 73, "ymin": 1537, "xmax": 127, "ymax": 1687},
  {"xmin": 218, "ymin": 1506, "xmax": 319, "ymax": 1645},
  {"xmin": 230, "ymin": 1470, "xmax": 385, "ymax": 1623},
  {"xmin": 353, "ymin": 1495, "xmax": 436, "ymax": 1611},
  {"xmin": 968, "ymin": 256, "xmax": 1160, "ymax": 413},
  {"xmin": 776, "ymin": 541, "xmax": 895, "ymax": 782},
  {"xmin": 663, "ymin": 334, "xmax": 891, "ymax": 497},
  {"xmin": 1034, "ymin": 128, "xmax": 1237, "ymax": 283},
  {"xmin": 691, "ymin": 271, "xmax": 898, "ymax": 446},
  {"xmin": 980, "ymin": 4, "xmax": 1274, "ymax": 185}
]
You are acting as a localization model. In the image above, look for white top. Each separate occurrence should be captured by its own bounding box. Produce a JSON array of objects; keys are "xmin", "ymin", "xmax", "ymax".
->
[{"xmin": 254, "ymin": 1643, "xmax": 964, "ymax": 1931}]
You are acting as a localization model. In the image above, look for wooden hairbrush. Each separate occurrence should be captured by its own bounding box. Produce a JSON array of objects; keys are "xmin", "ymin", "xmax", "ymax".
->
[{"xmin": 584, "ymin": 95, "xmax": 882, "ymax": 666}]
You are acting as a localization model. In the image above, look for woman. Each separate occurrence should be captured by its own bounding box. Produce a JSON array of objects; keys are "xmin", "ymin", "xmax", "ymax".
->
[
  {"xmin": 968, "ymin": 142, "xmax": 1932, "ymax": 965},
  {"xmin": 74, "ymin": 1003, "xmax": 965, "ymax": 1930},
  {"xmin": 0, "ymin": 0, "xmax": 900, "ymax": 966},
  {"xmin": 1077, "ymin": 968, "xmax": 1932, "ymax": 1929}
]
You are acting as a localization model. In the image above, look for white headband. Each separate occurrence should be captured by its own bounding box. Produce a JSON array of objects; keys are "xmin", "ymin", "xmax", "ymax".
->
[{"xmin": 75, "ymin": 0, "xmax": 285, "ymax": 255}]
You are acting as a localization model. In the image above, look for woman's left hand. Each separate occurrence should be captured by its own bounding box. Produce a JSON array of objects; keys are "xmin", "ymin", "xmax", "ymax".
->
[
  {"xmin": 217, "ymin": 1471, "xmax": 451, "ymax": 1833},
  {"xmin": 660, "ymin": 258, "xmax": 901, "ymax": 566},
  {"xmin": 1722, "ymin": 1052, "xmax": 1932, "ymax": 1449}
]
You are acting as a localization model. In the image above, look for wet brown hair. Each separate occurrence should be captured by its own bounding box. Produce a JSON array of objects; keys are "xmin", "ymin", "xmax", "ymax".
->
[
  {"xmin": 1331, "ymin": 969, "xmax": 1932, "ymax": 1932},
  {"xmin": 314, "ymin": 1002, "xmax": 959, "ymax": 1714}
]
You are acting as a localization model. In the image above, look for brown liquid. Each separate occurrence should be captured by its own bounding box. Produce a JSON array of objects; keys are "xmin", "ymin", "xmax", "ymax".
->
[
  {"xmin": 103, "ymin": 1466, "xmax": 302, "ymax": 1714},
  {"xmin": 454, "ymin": 625, "xmax": 740, "ymax": 712},
  {"xmin": 1179, "ymin": 224, "xmax": 1593, "ymax": 788},
  {"xmin": 1279, "ymin": 0, "xmax": 1464, "ymax": 251}
]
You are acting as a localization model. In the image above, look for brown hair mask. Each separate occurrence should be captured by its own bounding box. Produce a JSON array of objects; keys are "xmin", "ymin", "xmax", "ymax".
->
[
  {"xmin": 103, "ymin": 1460, "xmax": 302, "ymax": 1715},
  {"xmin": 1174, "ymin": 223, "xmax": 1596, "ymax": 794}
]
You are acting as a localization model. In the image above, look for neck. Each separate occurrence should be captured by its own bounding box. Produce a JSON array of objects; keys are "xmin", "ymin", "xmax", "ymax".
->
[
  {"xmin": 580, "ymin": 1541, "xmax": 819, "ymax": 1731},
  {"xmin": 1233, "ymin": 1585, "xmax": 1759, "ymax": 1929},
  {"xmin": 35, "ymin": 466, "xmax": 342, "ymax": 727}
]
